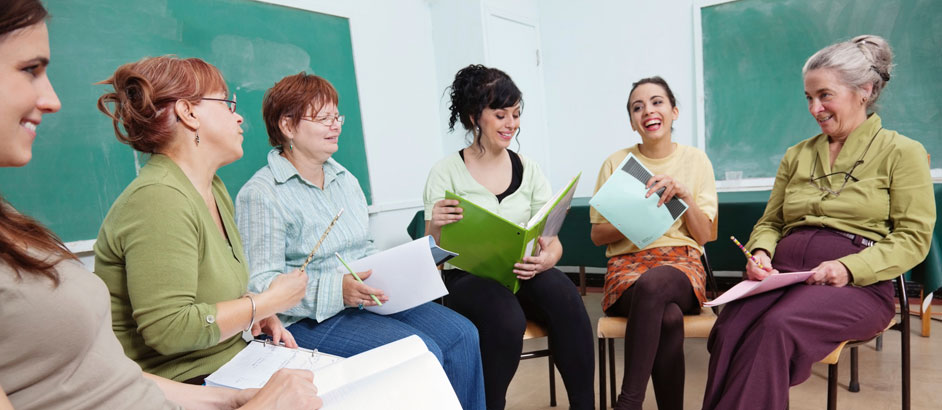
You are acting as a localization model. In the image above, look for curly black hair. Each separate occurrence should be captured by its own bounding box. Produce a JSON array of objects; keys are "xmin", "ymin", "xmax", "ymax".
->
[{"xmin": 447, "ymin": 64, "xmax": 522, "ymax": 152}]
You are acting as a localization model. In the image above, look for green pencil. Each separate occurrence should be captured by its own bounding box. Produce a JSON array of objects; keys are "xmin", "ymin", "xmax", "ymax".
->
[{"xmin": 334, "ymin": 252, "xmax": 383, "ymax": 306}]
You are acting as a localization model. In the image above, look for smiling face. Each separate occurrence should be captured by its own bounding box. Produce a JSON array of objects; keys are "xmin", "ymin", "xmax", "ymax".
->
[
  {"xmin": 285, "ymin": 102, "xmax": 341, "ymax": 163},
  {"xmin": 0, "ymin": 22, "xmax": 60, "ymax": 167},
  {"xmin": 627, "ymin": 83, "xmax": 678, "ymax": 142},
  {"xmin": 804, "ymin": 68, "xmax": 870, "ymax": 139},
  {"xmin": 194, "ymin": 91, "xmax": 244, "ymax": 164},
  {"xmin": 475, "ymin": 102, "xmax": 521, "ymax": 151}
]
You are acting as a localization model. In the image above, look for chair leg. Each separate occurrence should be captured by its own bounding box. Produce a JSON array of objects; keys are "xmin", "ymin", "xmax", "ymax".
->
[
  {"xmin": 827, "ymin": 363, "xmax": 838, "ymax": 410},
  {"xmin": 902, "ymin": 307, "xmax": 911, "ymax": 410},
  {"xmin": 598, "ymin": 338, "xmax": 606, "ymax": 410},
  {"xmin": 579, "ymin": 266, "xmax": 586, "ymax": 296},
  {"xmin": 899, "ymin": 276, "xmax": 911, "ymax": 410},
  {"xmin": 608, "ymin": 338, "xmax": 617, "ymax": 406},
  {"xmin": 876, "ymin": 333, "xmax": 884, "ymax": 351},
  {"xmin": 849, "ymin": 346, "xmax": 860, "ymax": 392},
  {"xmin": 548, "ymin": 352, "xmax": 557, "ymax": 406}
]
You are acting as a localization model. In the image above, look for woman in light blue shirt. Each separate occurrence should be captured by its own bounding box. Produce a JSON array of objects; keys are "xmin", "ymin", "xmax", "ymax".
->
[{"xmin": 235, "ymin": 72, "xmax": 485, "ymax": 410}]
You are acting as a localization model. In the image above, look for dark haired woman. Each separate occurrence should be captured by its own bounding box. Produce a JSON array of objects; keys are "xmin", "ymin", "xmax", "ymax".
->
[
  {"xmin": 423, "ymin": 64, "xmax": 594, "ymax": 410},
  {"xmin": 0, "ymin": 1, "xmax": 319, "ymax": 408},
  {"xmin": 589, "ymin": 76, "xmax": 717, "ymax": 410}
]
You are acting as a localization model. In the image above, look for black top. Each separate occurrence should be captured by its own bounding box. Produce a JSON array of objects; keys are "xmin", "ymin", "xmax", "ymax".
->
[{"xmin": 459, "ymin": 149, "xmax": 524, "ymax": 203}]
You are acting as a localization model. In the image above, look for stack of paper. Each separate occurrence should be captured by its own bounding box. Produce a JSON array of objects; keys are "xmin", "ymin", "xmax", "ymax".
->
[
  {"xmin": 338, "ymin": 235, "xmax": 452, "ymax": 315},
  {"xmin": 205, "ymin": 340, "xmax": 342, "ymax": 389},
  {"xmin": 704, "ymin": 271, "xmax": 814, "ymax": 307}
]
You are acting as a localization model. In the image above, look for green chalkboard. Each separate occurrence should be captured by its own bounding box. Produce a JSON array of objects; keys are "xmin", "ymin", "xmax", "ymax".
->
[
  {"xmin": 0, "ymin": 0, "xmax": 369, "ymax": 243},
  {"xmin": 701, "ymin": 0, "xmax": 942, "ymax": 180}
]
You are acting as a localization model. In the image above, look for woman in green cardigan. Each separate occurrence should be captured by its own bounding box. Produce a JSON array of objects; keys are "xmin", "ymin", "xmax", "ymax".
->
[{"xmin": 93, "ymin": 56, "xmax": 308, "ymax": 383}]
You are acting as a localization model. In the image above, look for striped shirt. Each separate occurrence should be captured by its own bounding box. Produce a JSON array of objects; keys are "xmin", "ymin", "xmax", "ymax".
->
[{"xmin": 235, "ymin": 149, "xmax": 375, "ymax": 325}]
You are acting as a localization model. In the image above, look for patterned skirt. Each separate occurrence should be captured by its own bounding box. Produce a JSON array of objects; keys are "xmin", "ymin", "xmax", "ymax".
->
[{"xmin": 602, "ymin": 246, "xmax": 706, "ymax": 311}]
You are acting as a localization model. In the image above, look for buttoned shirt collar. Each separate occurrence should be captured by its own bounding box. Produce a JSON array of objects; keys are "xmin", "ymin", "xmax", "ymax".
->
[{"xmin": 267, "ymin": 149, "xmax": 346, "ymax": 188}]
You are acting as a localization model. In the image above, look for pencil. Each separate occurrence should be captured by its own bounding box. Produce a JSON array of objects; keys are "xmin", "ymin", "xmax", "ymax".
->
[
  {"xmin": 300, "ymin": 208, "xmax": 344, "ymax": 273},
  {"xmin": 730, "ymin": 235, "xmax": 765, "ymax": 270},
  {"xmin": 334, "ymin": 252, "xmax": 383, "ymax": 306}
]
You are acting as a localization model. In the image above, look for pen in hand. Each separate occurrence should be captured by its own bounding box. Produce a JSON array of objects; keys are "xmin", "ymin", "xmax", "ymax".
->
[
  {"xmin": 334, "ymin": 252, "xmax": 383, "ymax": 306},
  {"xmin": 730, "ymin": 235, "xmax": 766, "ymax": 270}
]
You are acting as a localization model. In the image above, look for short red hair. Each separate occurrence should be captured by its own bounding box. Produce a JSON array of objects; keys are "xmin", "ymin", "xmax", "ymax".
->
[
  {"xmin": 97, "ymin": 56, "xmax": 228, "ymax": 153},
  {"xmin": 262, "ymin": 72, "xmax": 338, "ymax": 149}
]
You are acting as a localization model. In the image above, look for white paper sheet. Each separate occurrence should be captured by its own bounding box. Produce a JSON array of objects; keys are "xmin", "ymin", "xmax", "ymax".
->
[
  {"xmin": 205, "ymin": 341, "xmax": 342, "ymax": 389},
  {"xmin": 704, "ymin": 271, "xmax": 814, "ymax": 307},
  {"xmin": 340, "ymin": 236, "xmax": 449, "ymax": 315}
]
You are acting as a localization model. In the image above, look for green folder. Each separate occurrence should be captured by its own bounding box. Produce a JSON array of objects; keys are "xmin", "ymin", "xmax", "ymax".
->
[{"xmin": 440, "ymin": 174, "xmax": 580, "ymax": 293}]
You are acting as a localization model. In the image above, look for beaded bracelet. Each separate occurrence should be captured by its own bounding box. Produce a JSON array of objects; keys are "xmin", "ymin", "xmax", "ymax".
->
[{"xmin": 242, "ymin": 293, "xmax": 256, "ymax": 332}]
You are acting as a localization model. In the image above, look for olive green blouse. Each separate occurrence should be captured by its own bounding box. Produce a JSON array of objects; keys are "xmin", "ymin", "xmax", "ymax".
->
[{"xmin": 746, "ymin": 114, "xmax": 936, "ymax": 286}]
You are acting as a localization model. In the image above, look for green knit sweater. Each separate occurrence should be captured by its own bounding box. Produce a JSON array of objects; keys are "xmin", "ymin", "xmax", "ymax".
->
[{"xmin": 95, "ymin": 154, "xmax": 248, "ymax": 381}]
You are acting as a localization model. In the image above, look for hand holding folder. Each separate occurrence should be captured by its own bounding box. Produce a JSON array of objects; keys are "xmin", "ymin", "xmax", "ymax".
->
[{"xmin": 440, "ymin": 174, "xmax": 580, "ymax": 293}]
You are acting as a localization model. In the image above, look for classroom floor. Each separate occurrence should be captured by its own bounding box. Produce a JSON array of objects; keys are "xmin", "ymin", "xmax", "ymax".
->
[{"xmin": 506, "ymin": 290, "xmax": 942, "ymax": 410}]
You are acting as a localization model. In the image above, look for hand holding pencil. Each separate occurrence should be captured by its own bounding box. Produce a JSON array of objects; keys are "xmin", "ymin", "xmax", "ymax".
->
[
  {"xmin": 337, "ymin": 253, "xmax": 387, "ymax": 309},
  {"xmin": 730, "ymin": 236, "xmax": 777, "ymax": 281}
]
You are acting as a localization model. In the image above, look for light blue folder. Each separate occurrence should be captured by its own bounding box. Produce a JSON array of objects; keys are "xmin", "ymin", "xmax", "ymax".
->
[{"xmin": 589, "ymin": 153, "xmax": 688, "ymax": 248}]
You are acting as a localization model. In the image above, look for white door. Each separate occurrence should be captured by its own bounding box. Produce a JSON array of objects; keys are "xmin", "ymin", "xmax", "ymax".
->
[{"xmin": 485, "ymin": 12, "xmax": 553, "ymax": 183}]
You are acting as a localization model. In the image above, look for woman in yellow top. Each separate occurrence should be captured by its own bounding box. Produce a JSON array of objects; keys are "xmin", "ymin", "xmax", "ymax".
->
[
  {"xmin": 590, "ymin": 76, "xmax": 717, "ymax": 410},
  {"xmin": 702, "ymin": 35, "xmax": 934, "ymax": 410}
]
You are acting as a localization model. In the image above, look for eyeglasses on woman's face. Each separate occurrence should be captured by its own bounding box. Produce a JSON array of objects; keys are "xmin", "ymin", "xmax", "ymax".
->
[
  {"xmin": 201, "ymin": 93, "xmax": 237, "ymax": 113},
  {"xmin": 300, "ymin": 113, "xmax": 344, "ymax": 126}
]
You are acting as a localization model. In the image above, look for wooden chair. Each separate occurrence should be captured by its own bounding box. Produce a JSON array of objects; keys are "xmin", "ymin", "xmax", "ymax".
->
[
  {"xmin": 596, "ymin": 252, "xmax": 720, "ymax": 410},
  {"xmin": 522, "ymin": 320, "xmax": 557, "ymax": 406},
  {"xmin": 807, "ymin": 275, "xmax": 910, "ymax": 410}
]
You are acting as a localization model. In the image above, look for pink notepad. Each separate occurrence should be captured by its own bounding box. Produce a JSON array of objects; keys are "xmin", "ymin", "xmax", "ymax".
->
[{"xmin": 704, "ymin": 271, "xmax": 814, "ymax": 307}]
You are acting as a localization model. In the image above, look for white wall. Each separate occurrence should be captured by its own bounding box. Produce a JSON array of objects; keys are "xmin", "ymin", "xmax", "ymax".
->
[
  {"xmin": 254, "ymin": 0, "xmax": 447, "ymax": 250},
  {"xmin": 538, "ymin": 0, "xmax": 699, "ymax": 195},
  {"xmin": 67, "ymin": 0, "xmax": 705, "ymax": 256}
]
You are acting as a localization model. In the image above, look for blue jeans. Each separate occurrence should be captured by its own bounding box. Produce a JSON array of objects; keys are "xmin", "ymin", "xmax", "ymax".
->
[{"xmin": 287, "ymin": 302, "xmax": 485, "ymax": 410}]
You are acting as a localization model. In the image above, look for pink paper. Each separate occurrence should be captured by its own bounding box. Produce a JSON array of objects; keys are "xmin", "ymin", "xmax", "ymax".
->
[{"xmin": 705, "ymin": 271, "xmax": 814, "ymax": 307}]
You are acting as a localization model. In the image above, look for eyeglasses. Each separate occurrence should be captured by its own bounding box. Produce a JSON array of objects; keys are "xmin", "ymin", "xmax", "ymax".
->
[
  {"xmin": 202, "ymin": 93, "xmax": 237, "ymax": 113},
  {"xmin": 807, "ymin": 127, "xmax": 882, "ymax": 197},
  {"xmin": 300, "ymin": 113, "xmax": 345, "ymax": 126}
]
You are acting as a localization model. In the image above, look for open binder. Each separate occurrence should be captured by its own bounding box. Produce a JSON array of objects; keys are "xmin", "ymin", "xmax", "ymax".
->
[
  {"xmin": 206, "ymin": 335, "xmax": 461, "ymax": 410},
  {"xmin": 440, "ymin": 174, "xmax": 580, "ymax": 293}
]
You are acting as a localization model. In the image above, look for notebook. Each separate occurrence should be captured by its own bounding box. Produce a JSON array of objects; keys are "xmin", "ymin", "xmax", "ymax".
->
[
  {"xmin": 440, "ymin": 173, "xmax": 580, "ymax": 293},
  {"xmin": 589, "ymin": 153, "xmax": 687, "ymax": 248}
]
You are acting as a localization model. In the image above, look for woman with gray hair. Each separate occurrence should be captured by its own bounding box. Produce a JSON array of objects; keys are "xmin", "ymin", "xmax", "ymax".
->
[{"xmin": 701, "ymin": 35, "xmax": 934, "ymax": 410}]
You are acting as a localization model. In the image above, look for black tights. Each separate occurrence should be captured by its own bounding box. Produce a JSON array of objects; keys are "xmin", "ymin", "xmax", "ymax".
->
[
  {"xmin": 605, "ymin": 266, "xmax": 699, "ymax": 410},
  {"xmin": 443, "ymin": 268, "xmax": 595, "ymax": 410}
]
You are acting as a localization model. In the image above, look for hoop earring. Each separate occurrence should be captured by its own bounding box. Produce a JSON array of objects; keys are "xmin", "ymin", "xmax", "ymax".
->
[{"xmin": 194, "ymin": 130, "xmax": 200, "ymax": 146}]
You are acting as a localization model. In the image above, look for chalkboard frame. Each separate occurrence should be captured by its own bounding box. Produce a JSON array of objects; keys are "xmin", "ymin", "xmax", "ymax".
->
[{"xmin": 694, "ymin": 0, "xmax": 942, "ymax": 186}]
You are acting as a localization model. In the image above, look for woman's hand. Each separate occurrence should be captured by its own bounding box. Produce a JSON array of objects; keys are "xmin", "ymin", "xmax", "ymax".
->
[
  {"xmin": 426, "ymin": 199, "xmax": 463, "ymax": 244},
  {"xmin": 341, "ymin": 270, "xmax": 388, "ymax": 307},
  {"xmin": 236, "ymin": 369, "xmax": 322, "ymax": 410},
  {"xmin": 514, "ymin": 237, "xmax": 556, "ymax": 280},
  {"xmin": 429, "ymin": 199, "xmax": 463, "ymax": 231},
  {"xmin": 252, "ymin": 315, "xmax": 297, "ymax": 348},
  {"xmin": 807, "ymin": 260, "xmax": 852, "ymax": 287},
  {"xmin": 262, "ymin": 269, "xmax": 308, "ymax": 313},
  {"xmin": 645, "ymin": 174, "xmax": 692, "ymax": 207},
  {"xmin": 745, "ymin": 249, "xmax": 777, "ymax": 281}
]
